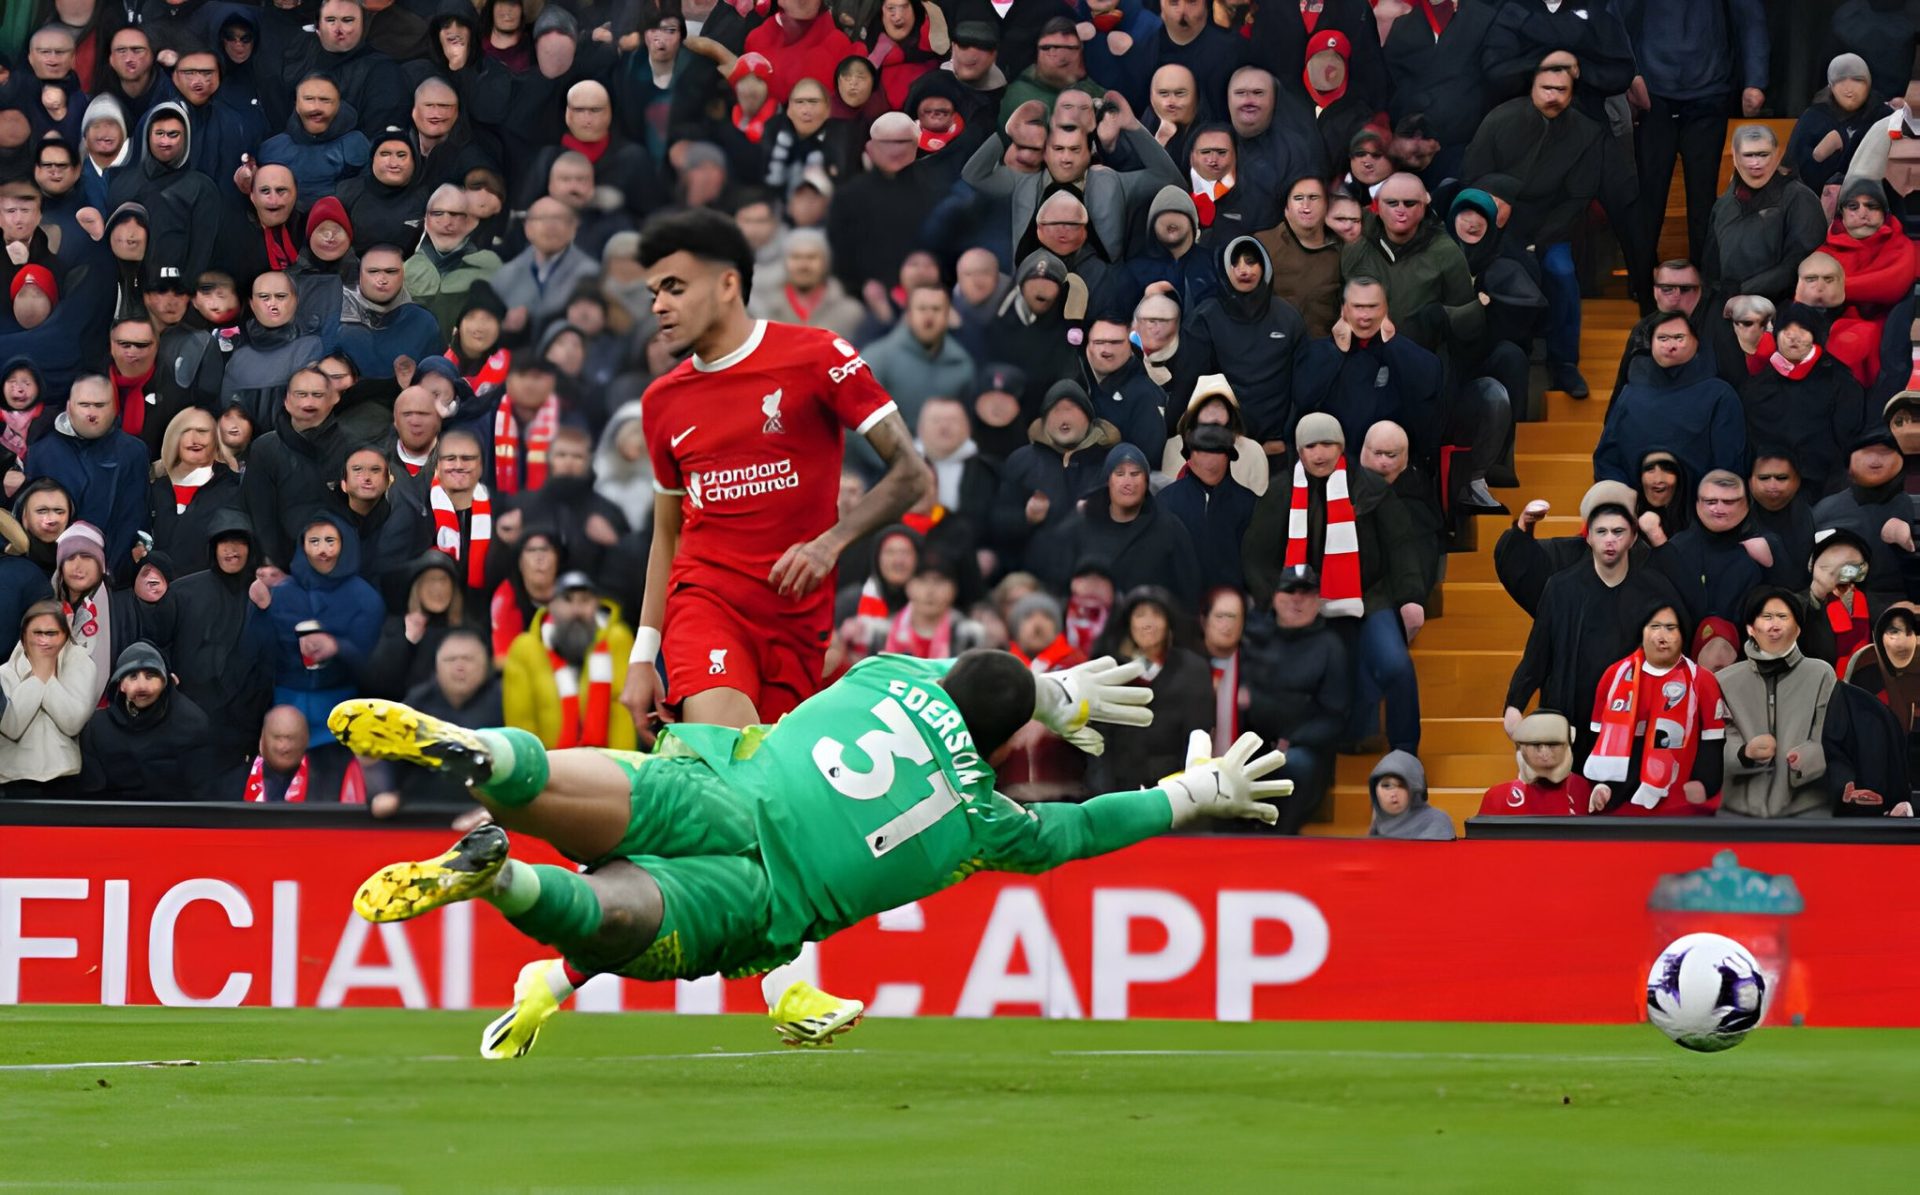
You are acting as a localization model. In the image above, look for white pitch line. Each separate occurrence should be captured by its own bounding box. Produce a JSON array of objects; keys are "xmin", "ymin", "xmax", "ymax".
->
[
  {"xmin": 0, "ymin": 1049, "xmax": 853, "ymax": 1072},
  {"xmin": 1053, "ymin": 1049, "xmax": 1660, "ymax": 1064}
]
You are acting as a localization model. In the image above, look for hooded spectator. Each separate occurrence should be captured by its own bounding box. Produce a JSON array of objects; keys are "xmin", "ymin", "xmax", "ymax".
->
[
  {"xmin": 1160, "ymin": 374, "xmax": 1268, "ymax": 496},
  {"xmin": 1183, "ymin": 234, "xmax": 1306, "ymax": 451},
  {"xmin": 106, "ymin": 102, "xmax": 222, "ymax": 287},
  {"xmin": 1812, "ymin": 429, "xmax": 1920, "ymax": 611},
  {"xmin": 1047, "ymin": 441, "xmax": 1200, "ymax": 607},
  {"xmin": 1367, "ymin": 750, "xmax": 1454, "ymax": 840},
  {"xmin": 168, "ymin": 508, "xmax": 273, "ymax": 789},
  {"xmin": 260, "ymin": 511, "xmax": 385, "ymax": 748},
  {"xmin": 988, "ymin": 379, "xmax": 1119, "ymax": 571},
  {"xmin": 259, "ymin": 73, "xmax": 373, "ymax": 202}
]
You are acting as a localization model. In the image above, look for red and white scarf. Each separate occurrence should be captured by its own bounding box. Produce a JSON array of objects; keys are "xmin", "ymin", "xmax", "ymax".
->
[
  {"xmin": 431, "ymin": 482, "xmax": 491, "ymax": 589},
  {"xmin": 1012, "ymin": 634, "xmax": 1079, "ymax": 673},
  {"xmin": 1065, "ymin": 595, "xmax": 1108, "ymax": 653},
  {"xmin": 1584, "ymin": 652, "xmax": 1702, "ymax": 808},
  {"xmin": 883, "ymin": 606, "xmax": 953, "ymax": 658},
  {"xmin": 494, "ymin": 394, "xmax": 559, "ymax": 494},
  {"xmin": 855, "ymin": 576, "xmax": 892, "ymax": 621},
  {"xmin": 545, "ymin": 615, "xmax": 614, "ymax": 749},
  {"xmin": 1211, "ymin": 651, "xmax": 1241, "ymax": 755},
  {"xmin": 449, "ymin": 346, "xmax": 510, "ymax": 395},
  {"xmin": 171, "ymin": 466, "xmax": 212, "ymax": 514},
  {"xmin": 919, "ymin": 114, "xmax": 965, "ymax": 153},
  {"xmin": 1190, "ymin": 169, "xmax": 1233, "ymax": 229},
  {"xmin": 1286, "ymin": 456, "xmax": 1363, "ymax": 617},
  {"xmin": 245, "ymin": 753, "xmax": 366, "ymax": 803},
  {"xmin": 246, "ymin": 753, "xmax": 308, "ymax": 802}
]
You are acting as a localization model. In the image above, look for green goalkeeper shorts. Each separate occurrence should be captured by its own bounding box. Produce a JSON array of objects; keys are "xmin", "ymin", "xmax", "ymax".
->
[{"xmin": 583, "ymin": 750, "xmax": 802, "ymax": 982}]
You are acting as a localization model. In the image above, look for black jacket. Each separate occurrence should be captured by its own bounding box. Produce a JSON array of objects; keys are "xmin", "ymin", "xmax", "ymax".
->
[
  {"xmin": 1085, "ymin": 647, "xmax": 1215, "ymax": 793},
  {"xmin": 1506, "ymin": 561, "xmax": 1685, "ymax": 731},
  {"xmin": 1080, "ymin": 355, "xmax": 1169, "ymax": 463},
  {"xmin": 1384, "ymin": 0, "xmax": 1498, "ymax": 147},
  {"xmin": 1296, "ymin": 333, "xmax": 1446, "ymax": 472},
  {"xmin": 1183, "ymin": 237, "xmax": 1308, "ymax": 444},
  {"xmin": 241, "ymin": 409, "xmax": 357, "ymax": 570},
  {"xmin": 1241, "ymin": 612, "xmax": 1350, "ymax": 752},
  {"xmin": 1049, "ymin": 493, "xmax": 1203, "ymax": 614},
  {"xmin": 1483, "ymin": 0, "xmax": 1637, "ymax": 121},
  {"xmin": 168, "ymin": 508, "xmax": 274, "ymax": 765},
  {"xmin": 1159, "ymin": 471, "xmax": 1256, "ymax": 595},
  {"xmin": 78, "ymin": 669, "xmax": 218, "ymax": 801},
  {"xmin": 1704, "ymin": 172, "xmax": 1827, "ymax": 304},
  {"xmin": 1739, "ymin": 355, "xmax": 1868, "ymax": 497},
  {"xmin": 148, "ymin": 464, "xmax": 244, "ymax": 576},
  {"xmin": 1823, "ymin": 679, "xmax": 1913, "ymax": 815},
  {"xmin": 989, "ymin": 419, "xmax": 1120, "ymax": 559}
]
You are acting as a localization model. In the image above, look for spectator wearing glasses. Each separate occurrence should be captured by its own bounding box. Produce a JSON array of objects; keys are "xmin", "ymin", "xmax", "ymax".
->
[
  {"xmin": 23, "ymin": 25, "xmax": 85, "ymax": 146},
  {"xmin": 166, "ymin": 46, "xmax": 257, "ymax": 197},
  {"xmin": 999, "ymin": 16, "xmax": 1105, "ymax": 120},
  {"xmin": 29, "ymin": 139, "xmax": 92, "ymax": 265},
  {"xmin": 404, "ymin": 183, "xmax": 505, "ymax": 339},
  {"xmin": 1340, "ymin": 126, "xmax": 1393, "ymax": 204}
]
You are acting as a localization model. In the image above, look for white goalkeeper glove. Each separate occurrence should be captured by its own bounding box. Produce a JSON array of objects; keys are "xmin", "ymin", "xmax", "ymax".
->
[
  {"xmin": 1160, "ymin": 730, "xmax": 1292, "ymax": 828},
  {"xmin": 1032, "ymin": 655, "xmax": 1155, "ymax": 756}
]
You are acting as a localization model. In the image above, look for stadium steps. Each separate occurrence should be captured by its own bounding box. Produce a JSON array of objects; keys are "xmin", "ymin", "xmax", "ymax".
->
[{"xmin": 1310, "ymin": 298, "xmax": 1635, "ymax": 837}]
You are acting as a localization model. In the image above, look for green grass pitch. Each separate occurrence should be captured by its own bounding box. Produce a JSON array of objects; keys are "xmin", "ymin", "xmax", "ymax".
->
[{"xmin": 3, "ymin": 1008, "xmax": 1918, "ymax": 1192}]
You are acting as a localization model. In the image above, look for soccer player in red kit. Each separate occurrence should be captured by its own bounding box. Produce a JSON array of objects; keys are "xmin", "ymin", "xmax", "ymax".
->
[
  {"xmin": 623, "ymin": 210, "xmax": 929, "ymax": 739},
  {"xmin": 613, "ymin": 210, "xmax": 927, "ymax": 1043}
]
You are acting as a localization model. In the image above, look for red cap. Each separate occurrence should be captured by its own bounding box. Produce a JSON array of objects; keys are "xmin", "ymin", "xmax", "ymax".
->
[
  {"xmin": 9, "ymin": 264, "xmax": 56, "ymax": 306},
  {"xmin": 1309, "ymin": 30, "xmax": 1350, "ymax": 60}
]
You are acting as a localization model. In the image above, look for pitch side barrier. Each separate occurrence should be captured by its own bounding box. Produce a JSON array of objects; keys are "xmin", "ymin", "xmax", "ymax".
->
[{"xmin": 3, "ymin": 805, "xmax": 1916, "ymax": 1023}]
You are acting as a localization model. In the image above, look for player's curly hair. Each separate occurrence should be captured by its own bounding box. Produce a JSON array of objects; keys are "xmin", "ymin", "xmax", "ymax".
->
[{"xmin": 637, "ymin": 208, "xmax": 755, "ymax": 303}]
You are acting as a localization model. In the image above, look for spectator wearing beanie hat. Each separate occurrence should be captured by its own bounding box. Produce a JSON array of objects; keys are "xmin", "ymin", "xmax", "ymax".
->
[
  {"xmin": 988, "ymin": 379, "xmax": 1118, "ymax": 574},
  {"xmin": 50, "ymin": 521, "xmax": 145, "ymax": 705},
  {"xmin": 1007, "ymin": 590, "xmax": 1085, "ymax": 674},
  {"xmin": 1045, "ymin": 440, "xmax": 1200, "ymax": 608},
  {"xmin": 1786, "ymin": 54, "xmax": 1879, "ymax": 194},
  {"xmin": 1116, "ymin": 185, "xmax": 1216, "ymax": 315},
  {"xmin": 1739, "ymin": 303, "xmax": 1868, "ymax": 498},
  {"xmin": 1494, "ymin": 478, "xmax": 1641, "ymax": 618},
  {"xmin": 289, "ymin": 196, "xmax": 359, "ymax": 335}
]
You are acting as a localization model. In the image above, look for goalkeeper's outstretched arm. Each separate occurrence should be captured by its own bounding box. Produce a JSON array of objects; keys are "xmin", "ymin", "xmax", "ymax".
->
[{"xmin": 979, "ymin": 732, "xmax": 1293, "ymax": 874}]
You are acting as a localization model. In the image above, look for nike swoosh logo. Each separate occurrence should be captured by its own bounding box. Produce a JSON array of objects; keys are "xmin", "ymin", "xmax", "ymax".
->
[{"xmin": 671, "ymin": 427, "xmax": 696, "ymax": 448}]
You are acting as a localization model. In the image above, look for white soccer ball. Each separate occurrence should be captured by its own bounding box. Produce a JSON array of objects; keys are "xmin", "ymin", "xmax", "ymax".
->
[{"xmin": 1645, "ymin": 932, "xmax": 1767, "ymax": 1052}]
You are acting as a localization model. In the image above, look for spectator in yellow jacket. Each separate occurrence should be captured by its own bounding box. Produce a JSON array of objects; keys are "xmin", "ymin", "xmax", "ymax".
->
[{"xmin": 501, "ymin": 571, "xmax": 636, "ymax": 751}]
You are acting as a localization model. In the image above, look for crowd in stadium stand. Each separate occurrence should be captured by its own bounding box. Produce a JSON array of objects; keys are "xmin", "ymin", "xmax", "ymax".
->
[{"xmin": 0, "ymin": 0, "xmax": 1914, "ymax": 834}]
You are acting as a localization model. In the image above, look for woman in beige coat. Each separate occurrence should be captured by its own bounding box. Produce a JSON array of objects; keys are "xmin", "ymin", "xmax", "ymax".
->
[{"xmin": 0, "ymin": 600, "xmax": 98, "ymax": 790}]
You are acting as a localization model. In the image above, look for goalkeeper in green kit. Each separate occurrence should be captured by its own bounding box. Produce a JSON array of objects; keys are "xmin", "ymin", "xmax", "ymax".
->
[{"xmin": 333, "ymin": 650, "xmax": 1291, "ymax": 1058}]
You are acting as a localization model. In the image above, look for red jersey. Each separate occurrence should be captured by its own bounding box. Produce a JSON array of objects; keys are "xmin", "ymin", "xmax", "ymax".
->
[{"xmin": 643, "ymin": 320, "xmax": 896, "ymax": 612}]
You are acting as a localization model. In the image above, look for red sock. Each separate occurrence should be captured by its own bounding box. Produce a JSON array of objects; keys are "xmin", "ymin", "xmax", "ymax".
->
[{"xmin": 563, "ymin": 962, "xmax": 590, "ymax": 988}]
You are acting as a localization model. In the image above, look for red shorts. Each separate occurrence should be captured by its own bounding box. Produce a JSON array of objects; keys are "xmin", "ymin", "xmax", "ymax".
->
[{"xmin": 660, "ymin": 582, "xmax": 829, "ymax": 722}]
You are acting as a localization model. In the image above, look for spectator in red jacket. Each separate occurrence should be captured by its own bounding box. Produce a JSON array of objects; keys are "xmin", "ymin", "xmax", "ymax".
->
[
  {"xmin": 743, "ymin": 0, "xmax": 856, "ymax": 104},
  {"xmin": 1823, "ymin": 179, "xmax": 1917, "ymax": 389},
  {"xmin": 1582, "ymin": 601, "xmax": 1725, "ymax": 815},
  {"xmin": 1477, "ymin": 709, "xmax": 1591, "ymax": 816}
]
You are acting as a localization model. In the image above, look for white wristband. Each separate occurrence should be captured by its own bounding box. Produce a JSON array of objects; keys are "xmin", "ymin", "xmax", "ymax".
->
[{"xmin": 631, "ymin": 626, "xmax": 662, "ymax": 665}]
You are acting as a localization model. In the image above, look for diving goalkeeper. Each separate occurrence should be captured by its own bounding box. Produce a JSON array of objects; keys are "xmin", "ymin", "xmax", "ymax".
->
[{"xmin": 332, "ymin": 650, "xmax": 1290, "ymax": 1059}]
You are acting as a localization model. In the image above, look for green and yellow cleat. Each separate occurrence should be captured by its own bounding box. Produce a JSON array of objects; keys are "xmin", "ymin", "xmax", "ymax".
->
[
  {"xmin": 329, "ymin": 698, "xmax": 493, "ymax": 787},
  {"xmin": 480, "ymin": 958, "xmax": 570, "ymax": 1060},
  {"xmin": 353, "ymin": 825, "xmax": 510, "ymax": 923},
  {"xmin": 768, "ymin": 980, "xmax": 865, "ymax": 1047}
]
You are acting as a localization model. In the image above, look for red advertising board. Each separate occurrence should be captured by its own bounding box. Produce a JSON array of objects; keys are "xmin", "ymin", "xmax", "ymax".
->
[{"xmin": 2, "ymin": 826, "xmax": 1913, "ymax": 1024}]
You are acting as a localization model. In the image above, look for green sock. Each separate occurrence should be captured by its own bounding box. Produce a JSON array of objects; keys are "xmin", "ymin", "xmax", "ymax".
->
[
  {"xmin": 501, "ymin": 864, "xmax": 604, "ymax": 950},
  {"xmin": 489, "ymin": 861, "xmax": 542, "ymax": 916},
  {"xmin": 475, "ymin": 727, "xmax": 549, "ymax": 807}
]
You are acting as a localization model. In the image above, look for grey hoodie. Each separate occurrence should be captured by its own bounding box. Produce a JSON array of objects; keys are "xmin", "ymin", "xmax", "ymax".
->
[{"xmin": 1368, "ymin": 750, "xmax": 1456, "ymax": 841}]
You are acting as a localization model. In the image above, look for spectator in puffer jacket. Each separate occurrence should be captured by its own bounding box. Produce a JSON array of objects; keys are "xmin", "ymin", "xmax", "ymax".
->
[{"xmin": 259, "ymin": 75, "xmax": 372, "ymax": 202}]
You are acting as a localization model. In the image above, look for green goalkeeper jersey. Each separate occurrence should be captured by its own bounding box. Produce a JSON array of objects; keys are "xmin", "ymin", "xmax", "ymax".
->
[{"xmin": 656, "ymin": 655, "xmax": 1022, "ymax": 946}]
